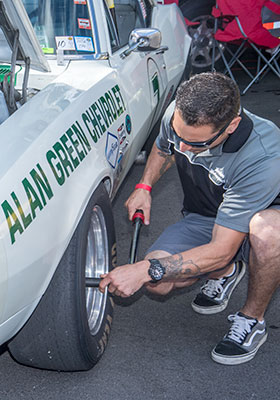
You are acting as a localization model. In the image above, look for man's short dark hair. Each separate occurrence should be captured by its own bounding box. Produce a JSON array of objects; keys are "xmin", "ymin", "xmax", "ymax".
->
[{"xmin": 175, "ymin": 72, "xmax": 240, "ymax": 130}]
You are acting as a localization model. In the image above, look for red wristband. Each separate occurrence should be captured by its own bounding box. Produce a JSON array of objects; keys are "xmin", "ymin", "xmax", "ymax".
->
[{"xmin": 135, "ymin": 183, "xmax": 152, "ymax": 192}]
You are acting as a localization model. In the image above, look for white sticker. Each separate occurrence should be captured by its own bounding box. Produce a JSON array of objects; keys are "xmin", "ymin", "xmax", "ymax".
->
[
  {"xmin": 55, "ymin": 36, "xmax": 76, "ymax": 50},
  {"xmin": 106, "ymin": 132, "xmax": 119, "ymax": 169},
  {"xmin": 74, "ymin": 36, "xmax": 94, "ymax": 52},
  {"xmin": 78, "ymin": 18, "xmax": 91, "ymax": 30}
]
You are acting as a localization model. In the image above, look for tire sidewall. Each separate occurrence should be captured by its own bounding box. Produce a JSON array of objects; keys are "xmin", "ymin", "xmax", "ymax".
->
[{"xmin": 74, "ymin": 183, "xmax": 116, "ymax": 365}]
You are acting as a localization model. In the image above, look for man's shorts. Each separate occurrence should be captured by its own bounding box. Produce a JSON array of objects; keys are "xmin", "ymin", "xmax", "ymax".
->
[{"xmin": 146, "ymin": 211, "xmax": 250, "ymax": 264}]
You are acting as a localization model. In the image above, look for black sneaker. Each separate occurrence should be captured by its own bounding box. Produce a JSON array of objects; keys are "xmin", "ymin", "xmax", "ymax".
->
[
  {"xmin": 211, "ymin": 312, "xmax": 268, "ymax": 365},
  {"xmin": 191, "ymin": 261, "xmax": 246, "ymax": 315}
]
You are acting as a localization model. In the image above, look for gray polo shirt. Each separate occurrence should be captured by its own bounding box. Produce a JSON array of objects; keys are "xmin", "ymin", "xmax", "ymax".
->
[{"xmin": 156, "ymin": 101, "xmax": 280, "ymax": 233}]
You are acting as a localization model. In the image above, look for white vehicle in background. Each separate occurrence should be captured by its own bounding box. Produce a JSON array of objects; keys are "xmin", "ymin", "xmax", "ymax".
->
[{"xmin": 0, "ymin": 0, "xmax": 191, "ymax": 371}]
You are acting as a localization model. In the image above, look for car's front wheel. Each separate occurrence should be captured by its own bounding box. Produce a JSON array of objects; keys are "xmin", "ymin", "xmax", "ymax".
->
[{"xmin": 8, "ymin": 182, "xmax": 116, "ymax": 371}]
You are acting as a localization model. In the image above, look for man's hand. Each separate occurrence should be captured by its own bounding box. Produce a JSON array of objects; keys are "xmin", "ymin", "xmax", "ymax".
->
[
  {"xmin": 125, "ymin": 189, "xmax": 152, "ymax": 225},
  {"xmin": 99, "ymin": 260, "xmax": 151, "ymax": 297}
]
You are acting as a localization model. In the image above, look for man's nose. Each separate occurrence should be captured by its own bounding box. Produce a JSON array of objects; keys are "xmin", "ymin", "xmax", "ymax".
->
[{"xmin": 179, "ymin": 141, "xmax": 192, "ymax": 152}]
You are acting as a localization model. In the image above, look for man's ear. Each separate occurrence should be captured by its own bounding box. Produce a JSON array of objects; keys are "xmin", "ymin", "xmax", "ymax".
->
[{"xmin": 227, "ymin": 116, "xmax": 242, "ymax": 135}]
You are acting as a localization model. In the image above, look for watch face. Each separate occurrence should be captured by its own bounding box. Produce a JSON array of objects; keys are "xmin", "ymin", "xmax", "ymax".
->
[
  {"xmin": 149, "ymin": 259, "xmax": 166, "ymax": 282},
  {"xmin": 152, "ymin": 267, "xmax": 163, "ymax": 281}
]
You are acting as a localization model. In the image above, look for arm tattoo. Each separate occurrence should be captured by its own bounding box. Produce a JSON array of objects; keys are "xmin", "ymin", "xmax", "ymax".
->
[
  {"xmin": 160, "ymin": 254, "xmax": 202, "ymax": 280},
  {"xmin": 157, "ymin": 150, "xmax": 175, "ymax": 176}
]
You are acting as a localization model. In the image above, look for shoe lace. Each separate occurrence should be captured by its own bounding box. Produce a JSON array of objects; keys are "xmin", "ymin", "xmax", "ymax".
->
[
  {"xmin": 226, "ymin": 314, "xmax": 256, "ymax": 344},
  {"xmin": 201, "ymin": 278, "xmax": 226, "ymax": 298}
]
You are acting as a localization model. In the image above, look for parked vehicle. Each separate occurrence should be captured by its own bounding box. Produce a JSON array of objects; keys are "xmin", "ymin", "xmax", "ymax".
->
[{"xmin": 0, "ymin": 0, "xmax": 191, "ymax": 371}]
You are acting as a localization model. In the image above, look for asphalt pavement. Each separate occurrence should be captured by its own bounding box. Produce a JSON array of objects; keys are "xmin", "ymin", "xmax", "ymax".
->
[{"xmin": 0, "ymin": 72, "xmax": 280, "ymax": 400}]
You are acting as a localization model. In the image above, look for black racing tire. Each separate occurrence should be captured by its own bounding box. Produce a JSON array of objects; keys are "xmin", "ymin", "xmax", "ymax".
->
[
  {"xmin": 8, "ymin": 182, "xmax": 117, "ymax": 371},
  {"xmin": 179, "ymin": 0, "xmax": 224, "ymax": 73}
]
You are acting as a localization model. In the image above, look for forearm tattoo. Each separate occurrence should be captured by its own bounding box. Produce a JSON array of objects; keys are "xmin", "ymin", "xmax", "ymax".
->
[
  {"xmin": 160, "ymin": 254, "xmax": 202, "ymax": 280},
  {"xmin": 157, "ymin": 150, "xmax": 175, "ymax": 176}
]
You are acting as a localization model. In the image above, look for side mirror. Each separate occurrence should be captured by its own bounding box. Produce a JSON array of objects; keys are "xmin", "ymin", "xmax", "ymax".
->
[{"xmin": 129, "ymin": 28, "xmax": 162, "ymax": 52}]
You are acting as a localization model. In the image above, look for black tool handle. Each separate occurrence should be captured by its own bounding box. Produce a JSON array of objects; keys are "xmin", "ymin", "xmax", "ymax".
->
[
  {"xmin": 85, "ymin": 277, "xmax": 101, "ymax": 287},
  {"xmin": 129, "ymin": 209, "xmax": 144, "ymax": 264}
]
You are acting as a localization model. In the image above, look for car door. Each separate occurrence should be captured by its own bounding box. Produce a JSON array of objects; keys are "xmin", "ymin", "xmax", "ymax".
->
[{"xmin": 103, "ymin": 0, "xmax": 168, "ymax": 170}]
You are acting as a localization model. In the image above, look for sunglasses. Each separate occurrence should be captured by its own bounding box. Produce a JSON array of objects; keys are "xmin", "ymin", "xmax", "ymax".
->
[{"xmin": 170, "ymin": 116, "xmax": 232, "ymax": 148}]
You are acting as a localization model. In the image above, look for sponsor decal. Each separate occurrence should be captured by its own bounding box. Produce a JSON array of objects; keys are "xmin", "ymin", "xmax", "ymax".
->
[
  {"xmin": 105, "ymin": 132, "xmax": 119, "ymax": 169},
  {"xmin": 125, "ymin": 114, "xmax": 132, "ymax": 134},
  {"xmin": 74, "ymin": 36, "xmax": 94, "ymax": 52},
  {"xmin": 119, "ymin": 134, "xmax": 126, "ymax": 145},
  {"xmin": 55, "ymin": 36, "xmax": 76, "ymax": 50},
  {"xmin": 78, "ymin": 18, "xmax": 91, "ymax": 30},
  {"xmin": 117, "ymin": 123, "xmax": 124, "ymax": 135},
  {"xmin": 1, "ymin": 84, "xmax": 126, "ymax": 245},
  {"xmin": 74, "ymin": 0, "xmax": 87, "ymax": 4}
]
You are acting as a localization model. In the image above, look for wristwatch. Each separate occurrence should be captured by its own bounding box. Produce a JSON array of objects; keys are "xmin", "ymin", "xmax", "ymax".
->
[{"xmin": 148, "ymin": 259, "xmax": 166, "ymax": 283}]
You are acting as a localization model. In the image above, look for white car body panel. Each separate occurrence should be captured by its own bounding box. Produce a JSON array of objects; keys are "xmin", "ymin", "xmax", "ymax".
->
[{"xmin": 0, "ymin": 0, "xmax": 191, "ymax": 346}]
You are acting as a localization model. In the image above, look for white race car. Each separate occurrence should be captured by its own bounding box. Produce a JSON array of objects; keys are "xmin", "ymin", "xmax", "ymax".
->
[{"xmin": 0, "ymin": 0, "xmax": 191, "ymax": 371}]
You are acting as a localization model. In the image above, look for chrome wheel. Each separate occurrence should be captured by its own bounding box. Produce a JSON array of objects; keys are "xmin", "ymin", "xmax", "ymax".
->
[
  {"xmin": 188, "ymin": 15, "xmax": 224, "ymax": 70},
  {"xmin": 85, "ymin": 205, "xmax": 109, "ymax": 336}
]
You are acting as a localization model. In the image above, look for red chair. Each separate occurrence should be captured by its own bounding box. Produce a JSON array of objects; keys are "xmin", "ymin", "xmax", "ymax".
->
[{"xmin": 211, "ymin": 0, "xmax": 280, "ymax": 94}]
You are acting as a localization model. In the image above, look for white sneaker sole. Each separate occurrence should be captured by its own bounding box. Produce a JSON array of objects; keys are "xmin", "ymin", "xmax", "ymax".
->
[
  {"xmin": 191, "ymin": 261, "xmax": 246, "ymax": 315},
  {"xmin": 211, "ymin": 333, "xmax": 268, "ymax": 365}
]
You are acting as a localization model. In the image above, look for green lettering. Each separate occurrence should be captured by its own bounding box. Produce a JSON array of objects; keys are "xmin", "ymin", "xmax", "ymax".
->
[
  {"xmin": 106, "ymin": 91, "xmax": 117, "ymax": 120},
  {"xmin": 1, "ymin": 200, "xmax": 24, "ymax": 244},
  {"xmin": 46, "ymin": 150, "xmax": 65, "ymax": 186},
  {"xmin": 97, "ymin": 96, "xmax": 110, "ymax": 128},
  {"xmin": 92, "ymin": 103, "xmax": 106, "ymax": 134},
  {"xmin": 30, "ymin": 163, "xmax": 54, "ymax": 206},
  {"xmin": 115, "ymin": 84, "xmax": 126, "ymax": 111},
  {"xmin": 53, "ymin": 142, "xmax": 74, "ymax": 177},
  {"xmin": 61, "ymin": 133, "xmax": 80, "ymax": 169},
  {"xmin": 100, "ymin": 95, "xmax": 114, "ymax": 125},
  {"xmin": 72, "ymin": 121, "xmax": 91, "ymax": 155},
  {"xmin": 82, "ymin": 112, "xmax": 98, "ymax": 143},
  {"xmin": 112, "ymin": 85, "xmax": 123, "ymax": 116},
  {"xmin": 22, "ymin": 178, "xmax": 43, "ymax": 219},
  {"xmin": 11, "ymin": 192, "xmax": 32, "ymax": 229}
]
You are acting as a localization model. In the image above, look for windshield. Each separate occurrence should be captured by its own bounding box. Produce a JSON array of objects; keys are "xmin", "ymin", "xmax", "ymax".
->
[{"xmin": 22, "ymin": 0, "xmax": 95, "ymax": 56}]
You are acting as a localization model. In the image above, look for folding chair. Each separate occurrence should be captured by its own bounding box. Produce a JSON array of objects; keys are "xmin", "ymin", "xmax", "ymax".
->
[{"xmin": 211, "ymin": 0, "xmax": 280, "ymax": 95}]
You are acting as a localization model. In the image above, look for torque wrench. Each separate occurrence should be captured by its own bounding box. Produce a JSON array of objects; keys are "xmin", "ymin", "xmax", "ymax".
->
[{"xmin": 85, "ymin": 209, "xmax": 144, "ymax": 288}]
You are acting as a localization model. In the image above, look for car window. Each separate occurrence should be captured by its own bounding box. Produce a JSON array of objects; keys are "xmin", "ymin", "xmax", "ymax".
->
[
  {"xmin": 111, "ymin": 0, "xmax": 154, "ymax": 47},
  {"xmin": 22, "ymin": 0, "xmax": 96, "ymax": 56}
]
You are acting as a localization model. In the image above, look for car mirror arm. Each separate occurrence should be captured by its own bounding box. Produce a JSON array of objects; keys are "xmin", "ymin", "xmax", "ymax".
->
[{"xmin": 120, "ymin": 38, "xmax": 146, "ymax": 59}]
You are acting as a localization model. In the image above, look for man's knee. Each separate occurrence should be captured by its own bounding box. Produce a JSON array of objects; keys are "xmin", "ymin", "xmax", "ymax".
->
[
  {"xmin": 249, "ymin": 209, "xmax": 280, "ymax": 260},
  {"xmin": 144, "ymin": 250, "xmax": 172, "ymax": 260}
]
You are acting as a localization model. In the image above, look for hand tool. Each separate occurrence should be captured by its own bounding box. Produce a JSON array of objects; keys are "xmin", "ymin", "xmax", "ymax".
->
[{"xmin": 85, "ymin": 209, "xmax": 144, "ymax": 288}]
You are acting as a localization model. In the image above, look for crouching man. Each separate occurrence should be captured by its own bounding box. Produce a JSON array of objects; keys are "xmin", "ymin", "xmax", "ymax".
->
[{"xmin": 100, "ymin": 72, "xmax": 280, "ymax": 365}]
